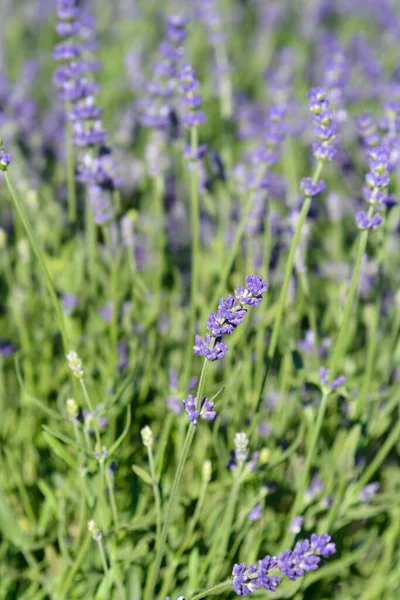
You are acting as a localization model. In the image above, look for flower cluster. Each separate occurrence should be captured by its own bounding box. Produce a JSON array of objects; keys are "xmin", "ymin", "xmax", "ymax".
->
[
  {"xmin": 141, "ymin": 15, "xmax": 188, "ymax": 132},
  {"xmin": 356, "ymin": 146, "xmax": 393, "ymax": 230},
  {"xmin": 300, "ymin": 177, "xmax": 326, "ymax": 197},
  {"xmin": 0, "ymin": 145, "xmax": 11, "ymax": 172},
  {"xmin": 53, "ymin": 0, "xmax": 119, "ymax": 224},
  {"xmin": 66, "ymin": 350, "xmax": 84, "ymax": 378},
  {"xmin": 194, "ymin": 276, "xmax": 268, "ymax": 361},
  {"xmin": 319, "ymin": 367, "xmax": 346, "ymax": 389},
  {"xmin": 232, "ymin": 533, "xmax": 336, "ymax": 596},
  {"xmin": 307, "ymin": 87, "xmax": 338, "ymax": 163},
  {"xmin": 235, "ymin": 432, "xmax": 249, "ymax": 462},
  {"xmin": 183, "ymin": 395, "xmax": 216, "ymax": 425},
  {"xmin": 179, "ymin": 63, "xmax": 206, "ymax": 128}
]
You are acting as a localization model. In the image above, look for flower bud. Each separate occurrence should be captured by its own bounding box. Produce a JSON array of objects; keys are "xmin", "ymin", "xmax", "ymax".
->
[
  {"xmin": 141, "ymin": 425, "xmax": 153, "ymax": 447},
  {"xmin": 66, "ymin": 398, "xmax": 79, "ymax": 420},
  {"xmin": 88, "ymin": 519, "xmax": 102, "ymax": 541},
  {"xmin": 66, "ymin": 351, "xmax": 84, "ymax": 378}
]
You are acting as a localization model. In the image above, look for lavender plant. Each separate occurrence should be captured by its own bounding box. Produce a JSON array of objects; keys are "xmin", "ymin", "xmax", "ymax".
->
[{"xmin": 1, "ymin": 2, "xmax": 400, "ymax": 600}]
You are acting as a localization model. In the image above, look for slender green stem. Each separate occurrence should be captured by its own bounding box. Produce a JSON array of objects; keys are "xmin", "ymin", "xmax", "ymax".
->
[
  {"xmin": 188, "ymin": 581, "xmax": 232, "ymax": 600},
  {"xmin": 184, "ymin": 128, "xmax": 200, "ymax": 385},
  {"xmin": 144, "ymin": 359, "xmax": 209, "ymax": 600},
  {"xmin": 97, "ymin": 538, "xmax": 109, "ymax": 575},
  {"xmin": 268, "ymin": 161, "xmax": 323, "ymax": 360},
  {"xmin": 329, "ymin": 229, "xmax": 369, "ymax": 380},
  {"xmin": 79, "ymin": 379, "xmax": 102, "ymax": 448},
  {"xmin": 356, "ymin": 418, "xmax": 400, "ymax": 490},
  {"xmin": 59, "ymin": 532, "xmax": 91, "ymax": 600},
  {"xmin": 147, "ymin": 444, "xmax": 162, "ymax": 547},
  {"xmin": 65, "ymin": 114, "xmax": 77, "ymax": 223},
  {"xmin": 105, "ymin": 468, "xmax": 119, "ymax": 531},
  {"xmin": 280, "ymin": 390, "xmax": 330, "ymax": 550},
  {"xmin": 210, "ymin": 193, "xmax": 259, "ymax": 310}
]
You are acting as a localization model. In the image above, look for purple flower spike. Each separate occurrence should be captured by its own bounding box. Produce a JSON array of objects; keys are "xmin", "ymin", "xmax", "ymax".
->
[
  {"xmin": 193, "ymin": 334, "xmax": 228, "ymax": 361},
  {"xmin": 235, "ymin": 275, "xmax": 268, "ymax": 307},
  {"xmin": 319, "ymin": 366, "xmax": 329, "ymax": 385},
  {"xmin": 300, "ymin": 177, "xmax": 326, "ymax": 197},
  {"xmin": 290, "ymin": 516, "xmax": 304, "ymax": 534},
  {"xmin": 307, "ymin": 87, "xmax": 337, "ymax": 163}
]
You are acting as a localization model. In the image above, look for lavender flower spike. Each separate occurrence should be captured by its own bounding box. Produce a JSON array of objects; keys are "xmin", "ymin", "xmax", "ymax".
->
[
  {"xmin": 0, "ymin": 148, "xmax": 11, "ymax": 171},
  {"xmin": 232, "ymin": 563, "xmax": 261, "ymax": 596},
  {"xmin": 194, "ymin": 276, "xmax": 268, "ymax": 360}
]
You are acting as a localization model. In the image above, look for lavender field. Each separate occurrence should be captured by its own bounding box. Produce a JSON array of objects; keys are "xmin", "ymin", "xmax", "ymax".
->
[{"xmin": 1, "ymin": 1, "xmax": 400, "ymax": 599}]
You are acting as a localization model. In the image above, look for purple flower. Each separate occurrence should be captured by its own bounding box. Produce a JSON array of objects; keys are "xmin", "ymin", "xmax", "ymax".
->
[
  {"xmin": 53, "ymin": 42, "xmax": 81, "ymax": 61},
  {"xmin": 330, "ymin": 375, "xmax": 346, "ymax": 389},
  {"xmin": 310, "ymin": 533, "xmax": 336, "ymax": 557},
  {"xmin": 290, "ymin": 516, "xmax": 304, "ymax": 534},
  {"xmin": 235, "ymin": 276, "xmax": 268, "ymax": 307},
  {"xmin": 0, "ymin": 148, "xmax": 12, "ymax": 171},
  {"xmin": 232, "ymin": 563, "xmax": 261, "ymax": 596},
  {"xmin": 298, "ymin": 330, "xmax": 315, "ymax": 354},
  {"xmin": 248, "ymin": 504, "xmax": 263, "ymax": 522},
  {"xmin": 319, "ymin": 366, "xmax": 329, "ymax": 385},
  {"xmin": 319, "ymin": 367, "xmax": 346, "ymax": 389},
  {"xmin": 257, "ymin": 556, "xmax": 281, "ymax": 592},
  {"xmin": 360, "ymin": 482, "xmax": 379, "ymax": 502},
  {"xmin": 300, "ymin": 177, "xmax": 326, "ymax": 197},
  {"xmin": 88, "ymin": 184, "xmax": 114, "ymax": 224},
  {"xmin": 355, "ymin": 211, "xmax": 382, "ymax": 230},
  {"xmin": 193, "ymin": 334, "xmax": 228, "ymax": 361},
  {"xmin": 183, "ymin": 395, "xmax": 216, "ymax": 425},
  {"xmin": 62, "ymin": 293, "xmax": 78, "ymax": 316},
  {"xmin": 0, "ymin": 340, "xmax": 16, "ymax": 357}
]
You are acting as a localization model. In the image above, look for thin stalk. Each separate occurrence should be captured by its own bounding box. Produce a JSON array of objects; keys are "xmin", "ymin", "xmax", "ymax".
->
[
  {"xmin": 188, "ymin": 581, "xmax": 232, "ymax": 600},
  {"xmin": 268, "ymin": 161, "xmax": 324, "ymax": 360},
  {"xmin": 59, "ymin": 532, "xmax": 91, "ymax": 600},
  {"xmin": 65, "ymin": 113, "xmax": 77, "ymax": 223},
  {"xmin": 105, "ymin": 468, "xmax": 119, "ymax": 531},
  {"xmin": 184, "ymin": 127, "xmax": 200, "ymax": 385},
  {"xmin": 329, "ymin": 228, "xmax": 369, "ymax": 380},
  {"xmin": 210, "ymin": 192, "xmax": 260, "ymax": 310},
  {"xmin": 79, "ymin": 379, "xmax": 102, "ymax": 448},
  {"xmin": 97, "ymin": 538, "xmax": 109, "ymax": 575},
  {"xmin": 144, "ymin": 359, "xmax": 209, "ymax": 600},
  {"xmin": 280, "ymin": 390, "xmax": 330, "ymax": 551},
  {"xmin": 103, "ymin": 225, "xmax": 120, "ymax": 378},
  {"xmin": 356, "ymin": 298, "xmax": 381, "ymax": 417},
  {"xmin": 356, "ymin": 418, "xmax": 400, "ymax": 490},
  {"xmin": 147, "ymin": 444, "xmax": 162, "ymax": 547}
]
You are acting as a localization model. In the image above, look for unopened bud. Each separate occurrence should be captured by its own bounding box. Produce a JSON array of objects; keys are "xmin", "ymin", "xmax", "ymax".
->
[
  {"xmin": 141, "ymin": 425, "xmax": 153, "ymax": 447},
  {"xmin": 88, "ymin": 519, "xmax": 102, "ymax": 541},
  {"xmin": 202, "ymin": 459, "xmax": 212, "ymax": 482},
  {"xmin": 66, "ymin": 351, "xmax": 84, "ymax": 378},
  {"xmin": 66, "ymin": 398, "xmax": 79, "ymax": 420}
]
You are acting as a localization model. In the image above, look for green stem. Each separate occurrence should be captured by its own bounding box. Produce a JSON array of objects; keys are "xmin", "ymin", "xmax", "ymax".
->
[
  {"xmin": 356, "ymin": 418, "xmax": 400, "ymax": 490},
  {"xmin": 97, "ymin": 538, "xmax": 109, "ymax": 575},
  {"xmin": 329, "ymin": 229, "xmax": 369, "ymax": 380},
  {"xmin": 188, "ymin": 581, "xmax": 232, "ymax": 600},
  {"xmin": 147, "ymin": 444, "xmax": 162, "ymax": 547},
  {"xmin": 144, "ymin": 359, "xmax": 209, "ymax": 600},
  {"xmin": 105, "ymin": 468, "xmax": 119, "ymax": 531},
  {"xmin": 184, "ymin": 128, "xmax": 200, "ymax": 385},
  {"xmin": 280, "ymin": 390, "xmax": 330, "ymax": 550},
  {"xmin": 268, "ymin": 161, "xmax": 324, "ymax": 360},
  {"xmin": 59, "ymin": 532, "xmax": 91, "ymax": 600},
  {"xmin": 79, "ymin": 379, "xmax": 102, "ymax": 449},
  {"xmin": 65, "ymin": 115, "xmax": 77, "ymax": 223}
]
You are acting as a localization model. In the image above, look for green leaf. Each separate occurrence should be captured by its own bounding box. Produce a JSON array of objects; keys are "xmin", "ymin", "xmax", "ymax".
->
[
  {"xmin": 94, "ymin": 568, "xmax": 116, "ymax": 600},
  {"xmin": 42, "ymin": 426, "xmax": 85, "ymax": 452},
  {"xmin": 334, "ymin": 425, "xmax": 361, "ymax": 474},
  {"xmin": 109, "ymin": 405, "xmax": 131, "ymax": 457},
  {"xmin": 42, "ymin": 432, "xmax": 77, "ymax": 470},
  {"xmin": 132, "ymin": 464, "xmax": 153, "ymax": 486}
]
